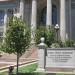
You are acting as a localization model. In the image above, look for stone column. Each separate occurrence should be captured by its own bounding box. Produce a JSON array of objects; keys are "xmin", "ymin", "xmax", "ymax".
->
[
  {"xmin": 37, "ymin": 37, "xmax": 46, "ymax": 71},
  {"xmin": 31, "ymin": 0, "xmax": 37, "ymax": 43},
  {"xmin": 69, "ymin": 0, "xmax": 72, "ymax": 40},
  {"xmin": 3, "ymin": 9, "xmax": 7, "ymax": 38},
  {"xmin": 60, "ymin": 0, "xmax": 66, "ymax": 42},
  {"xmin": 19, "ymin": 0, "xmax": 24, "ymax": 20},
  {"xmin": 46, "ymin": 0, "xmax": 52, "ymax": 28}
]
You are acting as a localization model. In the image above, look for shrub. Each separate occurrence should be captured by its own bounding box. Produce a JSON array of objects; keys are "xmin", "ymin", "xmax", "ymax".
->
[
  {"xmin": 64, "ymin": 40, "xmax": 74, "ymax": 47},
  {"xmin": 50, "ymin": 40, "xmax": 75, "ymax": 48},
  {"xmin": 50, "ymin": 43, "xmax": 60, "ymax": 48},
  {"xmin": 35, "ymin": 26, "xmax": 55, "ymax": 47},
  {"xmin": 55, "ymin": 40, "xmax": 64, "ymax": 48}
]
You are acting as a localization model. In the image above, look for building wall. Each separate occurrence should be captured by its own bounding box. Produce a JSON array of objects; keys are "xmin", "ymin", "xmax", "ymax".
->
[
  {"xmin": 36, "ymin": 0, "xmax": 75, "ymax": 40},
  {"xmin": 0, "ymin": 1, "xmax": 19, "ymax": 9},
  {"xmin": 0, "ymin": 0, "xmax": 75, "ymax": 40}
]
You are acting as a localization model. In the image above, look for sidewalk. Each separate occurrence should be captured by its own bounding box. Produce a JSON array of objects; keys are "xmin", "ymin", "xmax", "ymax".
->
[{"xmin": 0, "ymin": 47, "xmax": 38, "ymax": 72}]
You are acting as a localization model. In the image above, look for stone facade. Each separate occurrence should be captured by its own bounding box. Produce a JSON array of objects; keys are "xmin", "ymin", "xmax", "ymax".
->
[{"xmin": 0, "ymin": 0, "xmax": 75, "ymax": 41}]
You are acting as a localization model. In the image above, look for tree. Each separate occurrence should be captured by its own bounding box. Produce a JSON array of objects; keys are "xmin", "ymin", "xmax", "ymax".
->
[{"xmin": 1, "ymin": 17, "xmax": 31, "ymax": 74}]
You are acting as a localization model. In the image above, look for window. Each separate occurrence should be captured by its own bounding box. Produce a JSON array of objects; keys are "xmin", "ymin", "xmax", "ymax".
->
[
  {"xmin": 52, "ymin": 5, "xmax": 57, "ymax": 25},
  {"xmin": 0, "ymin": 10, "xmax": 4, "ymax": 26}
]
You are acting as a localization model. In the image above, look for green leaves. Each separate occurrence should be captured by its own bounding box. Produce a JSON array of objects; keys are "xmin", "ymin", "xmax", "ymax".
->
[
  {"xmin": 35, "ymin": 26, "xmax": 55, "ymax": 47},
  {"xmin": 2, "ymin": 16, "xmax": 31, "ymax": 56}
]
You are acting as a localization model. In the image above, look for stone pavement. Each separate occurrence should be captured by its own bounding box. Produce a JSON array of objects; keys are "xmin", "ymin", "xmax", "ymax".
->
[{"xmin": 0, "ymin": 46, "xmax": 38, "ymax": 71}]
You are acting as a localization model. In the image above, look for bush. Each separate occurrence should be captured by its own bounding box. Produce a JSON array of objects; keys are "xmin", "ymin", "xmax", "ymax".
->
[
  {"xmin": 51, "ymin": 40, "xmax": 75, "ymax": 48},
  {"xmin": 50, "ymin": 43, "xmax": 60, "ymax": 48},
  {"xmin": 35, "ymin": 26, "xmax": 55, "ymax": 47},
  {"xmin": 64, "ymin": 40, "xmax": 74, "ymax": 47}
]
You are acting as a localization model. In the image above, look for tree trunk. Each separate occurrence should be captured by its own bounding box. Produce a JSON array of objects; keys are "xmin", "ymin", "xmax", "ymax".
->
[{"xmin": 16, "ymin": 53, "xmax": 19, "ymax": 75}]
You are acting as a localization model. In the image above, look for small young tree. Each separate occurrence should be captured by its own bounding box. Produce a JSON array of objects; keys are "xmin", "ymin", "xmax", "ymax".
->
[{"xmin": 1, "ymin": 17, "xmax": 31, "ymax": 74}]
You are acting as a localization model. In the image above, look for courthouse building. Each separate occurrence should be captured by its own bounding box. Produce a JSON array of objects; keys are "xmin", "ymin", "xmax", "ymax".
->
[{"xmin": 0, "ymin": 0, "xmax": 75, "ymax": 41}]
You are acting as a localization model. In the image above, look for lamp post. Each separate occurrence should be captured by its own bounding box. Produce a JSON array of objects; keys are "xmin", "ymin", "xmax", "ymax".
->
[{"xmin": 55, "ymin": 24, "xmax": 59, "ymax": 42}]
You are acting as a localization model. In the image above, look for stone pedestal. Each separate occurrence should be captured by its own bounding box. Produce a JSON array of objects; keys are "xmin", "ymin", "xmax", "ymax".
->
[{"xmin": 37, "ymin": 37, "xmax": 46, "ymax": 71}]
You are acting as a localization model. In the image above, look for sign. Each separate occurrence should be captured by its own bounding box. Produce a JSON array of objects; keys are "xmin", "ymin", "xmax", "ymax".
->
[{"xmin": 46, "ymin": 48, "xmax": 75, "ymax": 68}]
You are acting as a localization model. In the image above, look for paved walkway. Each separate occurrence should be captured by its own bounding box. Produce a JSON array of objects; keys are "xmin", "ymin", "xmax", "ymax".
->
[
  {"xmin": 0, "ymin": 61, "xmax": 37, "ymax": 73},
  {"xmin": 0, "ymin": 46, "xmax": 38, "ymax": 71}
]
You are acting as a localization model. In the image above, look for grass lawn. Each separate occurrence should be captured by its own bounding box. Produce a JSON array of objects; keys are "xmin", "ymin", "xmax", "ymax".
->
[
  {"xmin": 13, "ymin": 63, "xmax": 37, "ymax": 73},
  {"xmin": 0, "ymin": 73, "xmax": 8, "ymax": 75},
  {"xmin": 0, "ymin": 63, "xmax": 75, "ymax": 75},
  {"xmin": 0, "ymin": 63, "xmax": 37, "ymax": 75}
]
